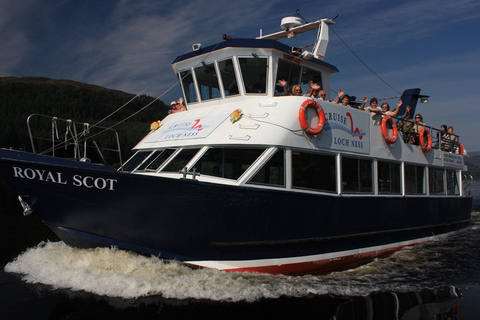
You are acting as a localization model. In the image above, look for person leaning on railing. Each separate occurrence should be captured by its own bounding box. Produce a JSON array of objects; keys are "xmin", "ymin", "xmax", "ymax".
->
[
  {"xmin": 445, "ymin": 126, "xmax": 459, "ymax": 152},
  {"xmin": 437, "ymin": 124, "xmax": 448, "ymax": 150},
  {"xmin": 407, "ymin": 114, "xmax": 425, "ymax": 145}
]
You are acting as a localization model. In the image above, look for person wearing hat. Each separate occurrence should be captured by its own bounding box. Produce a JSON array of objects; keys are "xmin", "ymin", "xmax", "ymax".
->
[
  {"xmin": 168, "ymin": 101, "xmax": 179, "ymax": 114},
  {"xmin": 168, "ymin": 98, "xmax": 187, "ymax": 114}
]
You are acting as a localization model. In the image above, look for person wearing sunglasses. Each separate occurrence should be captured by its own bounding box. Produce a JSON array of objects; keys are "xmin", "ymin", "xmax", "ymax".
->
[{"xmin": 408, "ymin": 114, "xmax": 425, "ymax": 145}]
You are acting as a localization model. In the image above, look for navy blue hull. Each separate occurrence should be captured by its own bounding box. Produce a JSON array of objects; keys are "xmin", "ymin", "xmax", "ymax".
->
[{"xmin": 0, "ymin": 148, "xmax": 472, "ymax": 274}]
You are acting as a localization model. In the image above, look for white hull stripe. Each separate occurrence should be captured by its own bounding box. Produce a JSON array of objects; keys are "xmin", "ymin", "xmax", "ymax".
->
[{"xmin": 186, "ymin": 230, "xmax": 464, "ymax": 271}]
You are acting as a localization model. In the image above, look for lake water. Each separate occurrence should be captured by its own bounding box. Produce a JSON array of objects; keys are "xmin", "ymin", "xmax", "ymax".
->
[{"xmin": 1, "ymin": 181, "xmax": 479, "ymax": 319}]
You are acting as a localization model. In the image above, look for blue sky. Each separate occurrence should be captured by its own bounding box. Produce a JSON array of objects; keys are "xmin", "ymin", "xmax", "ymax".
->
[{"xmin": 2, "ymin": 0, "xmax": 480, "ymax": 151}]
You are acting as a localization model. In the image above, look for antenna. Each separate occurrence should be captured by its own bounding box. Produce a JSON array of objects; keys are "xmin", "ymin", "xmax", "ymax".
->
[{"xmin": 295, "ymin": 9, "xmax": 308, "ymax": 23}]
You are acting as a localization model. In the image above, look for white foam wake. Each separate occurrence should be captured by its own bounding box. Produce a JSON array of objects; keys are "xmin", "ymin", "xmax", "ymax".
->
[{"xmin": 4, "ymin": 238, "xmax": 458, "ymax": 301}]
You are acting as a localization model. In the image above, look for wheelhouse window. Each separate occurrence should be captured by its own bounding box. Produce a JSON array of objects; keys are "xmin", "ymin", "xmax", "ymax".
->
[
  {"xmin": 292, "ymin": 152, "xmax": 336, "ymax": 192},
  {"xmin": 248, "ymin": 149, "xmax": 285, "ymax": 187},
  {"xmin": 239, "ymin": 57, "xmax": 268, "ymax": 94},
  {"xmin": 162, "ymin": 148, "xmax": 201, "ymax": 173},
  {"xmin": 218, "ymin": 58, "xmax": 239, "ymax": 97},
  {"xmin": 446, "ymin": 169, "xmax": 459, "ymax": 195},
  {"xmin": 180, "ymin": 70, "xmax": 197, "ymax": 104},
  {"xmin": 405, "ymin": 165, "xmax": 426, "ymax": 194},
  {"xmin": 342, "ymin": 157, "xmax": 373, "ymax": 193},
  {"xmin": 275, "ymin": 59, "xmax": 301, "ymax": 95},
  {"xmin": 300, "ymin": 67, "xmax": 323, "ymax": 93},
  {"xmin": 377, "ymin": 161, "xmax": 401, "ymax": 194},
  {"xmin": 192, "ymin": 148, "xmax": 264, "ymax": 180},
  {"xmin": 194, "ymin": 62, "xmax": 221, "ymax": 101},
  {"xmin": 429, "ymin": 168, "xmax": 445, "ymax": 194},
  {"xmin": 275, "ymin": 59, "xmax": 323, "ymax": 96}
]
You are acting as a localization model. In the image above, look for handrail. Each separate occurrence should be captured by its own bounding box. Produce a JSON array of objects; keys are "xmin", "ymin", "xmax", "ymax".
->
[
  {"xmin": 391, "ymin": 116, "xmax": 462, "ymax": 154},
  {"xmin": 26, "ymin": 114, "xmax": 123, "ymax": 166}
]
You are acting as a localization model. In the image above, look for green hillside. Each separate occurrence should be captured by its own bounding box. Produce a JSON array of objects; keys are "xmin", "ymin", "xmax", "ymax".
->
[{"xmin": 0, "ymin": 77, "xmax": 169, "ymax": 166}]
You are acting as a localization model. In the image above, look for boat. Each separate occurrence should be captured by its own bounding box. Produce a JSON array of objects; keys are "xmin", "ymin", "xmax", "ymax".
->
[{"xmin": 0, "ymin": 15, "xmax": 473, "ymax": 275}]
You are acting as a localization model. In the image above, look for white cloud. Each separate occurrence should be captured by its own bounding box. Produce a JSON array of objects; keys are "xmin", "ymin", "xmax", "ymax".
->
[{"xmin": 0, "ymin": 1, "xmax": 38, "ymax": 75}]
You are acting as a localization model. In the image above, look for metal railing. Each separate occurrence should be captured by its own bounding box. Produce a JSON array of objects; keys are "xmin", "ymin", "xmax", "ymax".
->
[
  {"xmin": 393, "ymin": 117, "xmax": 462, "ymax": 154},
  {"xmin": 27, "ymin": 114, "xmax": 123, "ymax": 166}
]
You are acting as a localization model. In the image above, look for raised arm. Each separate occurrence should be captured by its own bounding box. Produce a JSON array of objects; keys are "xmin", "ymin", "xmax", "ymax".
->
[{"xmin": 332, "ymin": 89, "xmax": 345, "ymax": 104}]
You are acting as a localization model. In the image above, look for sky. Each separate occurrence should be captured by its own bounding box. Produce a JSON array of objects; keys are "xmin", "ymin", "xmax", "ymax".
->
[{"xmin": 1, "ymin": 0, "xmax": 480, "ymax": 151}]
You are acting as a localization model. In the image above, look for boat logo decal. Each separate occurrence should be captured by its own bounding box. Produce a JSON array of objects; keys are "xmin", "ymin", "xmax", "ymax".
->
[
  {"xmin": 144, "ymin": 114, "xmax": 228, "ymax": 142},
  {"xmin": 320, "ymin": 110, "xmax": 368, "ymax": 152},
  {"xmin": 324, "ymin": 111, "xmax": 366, "ymax": 138}
]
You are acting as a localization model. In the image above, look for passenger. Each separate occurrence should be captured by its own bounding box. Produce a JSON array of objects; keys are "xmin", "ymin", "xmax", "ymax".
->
[
  {"xmin": 438, "ymin": 124, "xmax": 448, "ymax": 150},
  {"xmin": 168, "ymin": 101, "xmax": 179, "ymax": 114},
  {"xmin": 319, "ymin": 90, "xmax": 328, "ymax": 101},
  {"xmin": 168, "ymin": 98, "xmax": 187, "ymax": 114},
  {"xmin": 332, "ymin": 89, "xmax": 344, "ymax": 104},
  {"xmin": 408, "ymin": 113, "xmax": 425, "ymax": 145},
  {"xmin": 359, "ymin": 97, "xmax": 368, "ymax": 111},
  {"xmin": 291, "ymin": 84, "xmax": 303, "ymax": 96},
  {"xmin": 380, "ymin": 102, "xmax": 391, "ymax": 115},
  {"xmin": 278, "ymin": 79, "xmax": 289, "ymax": 95},
  {"xmin": 177, "ymin": 97, "xmax": 187, "ymax": 112},
  {"xmin": 333, "ymin": 89, "xmax": 354, "ymax": 108},
  {"xmin": 364, "ymin": 97, "xmax": 381, "ymax": 114},
  {"xmin": 307, "ymin": 84, "xmax": 322, "ymax": 99},
  {"xmin": 446, "ymin": 126, "xmax": 458, "ymax": 152},
  {"xmin": 381, "ymin": 100, "xmax": 402, "ymax": 117},
  {"xmin": 397, "ymin": 105, "xmax": 413, "ymax": 133},
  {"xmin": 394, "ymin": 105, "xmax": 411, "ymax": 124}
]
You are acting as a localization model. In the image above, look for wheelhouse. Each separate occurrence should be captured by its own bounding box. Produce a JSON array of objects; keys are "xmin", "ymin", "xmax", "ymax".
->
[{"xmin": 171, "ymin": 39, "xmax": 339, "ymax": 106}]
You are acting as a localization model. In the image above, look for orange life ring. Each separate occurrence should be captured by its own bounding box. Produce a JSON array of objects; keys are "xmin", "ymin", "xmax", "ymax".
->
[
  {"xmin": 459, "ymin": 143, "xmax": 464, "ymax": 155},
  {"xmin": 419, "ymin": 127, "xmax": 432, "ymax": 152},
  {"xmin": 381, "ymin": 116, "xmax": 398, "ymax": 144},
  {"xmin": 299, "ymin": 100, "xmax": 325, "ymax": 135}
]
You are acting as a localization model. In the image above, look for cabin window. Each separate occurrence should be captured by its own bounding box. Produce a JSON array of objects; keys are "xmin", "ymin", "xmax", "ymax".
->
[
  {"xmin": 218, "ymin": 58, "xmax": 239, "ymax": 97},
  {"xmin": 180, "ymin": 70, "xmax": 198, "ymax": 104},
  {"xmin": 446, "ymin": 170, "xmax": 459, "ymax": 195},
  {"xmin": 405, "ymin": 165, "xmax": 426, "ymax": 194},
  {"xmin": 192, "ymin": 148, "xmax": 264, "ymax": 180},
  {"xmin": 239, "ymin": 57, "xmax": 268, "ymax": 94},
  {"xmin": 429, "ymin": 168, "xmax": 445, "ymax": 194},
  {"xmin": 136, "ymin": 149, "xmax": 176, "ymax": 172},
  {"xmin": 342, "ymin": 157, "xmax": 373, "ymax": 193},
  {"xmin": 300, "ymin": 67, "xmax": 323, "ymax": 94},
  {"xmin": 292, "ymin": 152, "xmax": 336, "ymax": 192},
  {"xmin": 194, "ymin": 62, "xmax": 221, "ymax": 101},
  {"xmin": 275, "ymin": 59, "xmax": 301, "ymax": 95},
  {"xmin": 162, "ymin": 148, "xmax": 201, "ymax": 173},
  {"xmin": 377, "ymin": 161, "xmax": 401, "ymax": 194},
  {"xmin": 120, "ymin": 151, "xmax": 152, "ymax": 172},
  {"xmin": 248, "ymin": 149, "xmax": 285, "ymax": 187}
]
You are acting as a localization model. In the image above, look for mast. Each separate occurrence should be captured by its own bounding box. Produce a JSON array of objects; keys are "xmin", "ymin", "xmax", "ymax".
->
[{"xmin": 256, "ymin": 17, "xmax": 335, "ymax": 60}]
